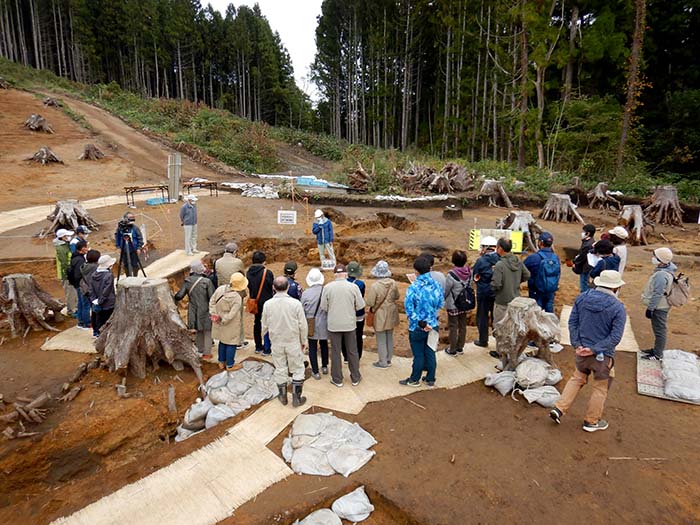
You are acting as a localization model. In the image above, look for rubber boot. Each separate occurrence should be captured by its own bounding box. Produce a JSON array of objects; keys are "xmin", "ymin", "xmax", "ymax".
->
[
  {"xmin": 277, "ymin": 383, "xmax": 288, "ymax": 406},
  {"xmin": 292, "ymin": 380, "xmax": 307, "ymax": 407}
]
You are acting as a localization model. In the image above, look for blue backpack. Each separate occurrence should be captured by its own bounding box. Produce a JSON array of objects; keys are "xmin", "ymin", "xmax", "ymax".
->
[{"xmin": 535, "ymin": 252, "xmax": 560, "ymax": 293}]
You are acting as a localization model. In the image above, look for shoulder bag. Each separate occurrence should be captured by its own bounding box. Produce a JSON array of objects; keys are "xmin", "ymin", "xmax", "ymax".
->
[
  {"xmin": 246, "ymin": 268, "xmax": 268, "ymax": 315},
  {"xmin": 307, "ymin": 293, "xmax": 323, "ymax": 338}
]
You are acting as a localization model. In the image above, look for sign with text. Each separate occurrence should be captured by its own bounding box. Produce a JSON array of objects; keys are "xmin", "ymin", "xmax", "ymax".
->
[
  {"xmin": 468, "ymin": 228, "xmax": 524, "ymax": 253},
  {"xmin": 277, "ymin": 210, "xmax": 297, "ymax": 225}
]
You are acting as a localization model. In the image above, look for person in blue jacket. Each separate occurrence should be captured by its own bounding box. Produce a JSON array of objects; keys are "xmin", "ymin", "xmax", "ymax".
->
[
  {"xmin": 471, "ymin": 236, "xmax": 500, "ymax": 348},
  {"xmin": 114, "ymin": 212, "xmax": 143, "ymax": 277},
  {"xmin": 524, "ymin": 231, "xmax": 560, "ymax": 313},
  {"xmin": 312, "ymin": 209, "xmax": 335, "ymax": 266},
  {"xmin": 588, "ymin": 239, "xmax": 620, "ymax": 281}
]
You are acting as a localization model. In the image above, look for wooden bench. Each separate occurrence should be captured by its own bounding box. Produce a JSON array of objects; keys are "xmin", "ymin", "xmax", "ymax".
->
[
  {"xmin": 183, "ymin": 180, "xmax": 218, "ymax": 197},
  {"xmin": 123, "ymin": 184, "xmax": 170, "ymax": 206}
]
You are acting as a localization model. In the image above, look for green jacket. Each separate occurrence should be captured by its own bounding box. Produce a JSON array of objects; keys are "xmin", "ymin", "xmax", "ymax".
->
[
  {"xmin": 491, "ymin": 253, "xmax": 530, "ymax": 306},
  {"xmin": 55, "ymin": 241, "xmax": 71, "ymax": 281}
]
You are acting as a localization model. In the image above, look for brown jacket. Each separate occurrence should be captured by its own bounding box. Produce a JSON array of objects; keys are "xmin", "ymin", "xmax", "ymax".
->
[
  {"xmin": 209, "ymin": 285, "xmax": 245, "ymax": 345},
  {"xmin": 215, "ymin": 253, "xmax": 245, "ymax": 286},
  {"xmin": 365, "ymin": 278, "xmax": 400, "ymax": 332}
]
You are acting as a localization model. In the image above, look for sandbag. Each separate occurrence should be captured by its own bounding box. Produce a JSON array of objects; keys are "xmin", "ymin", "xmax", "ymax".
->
[
  {"xmin": 662, "ymin": 359, "xmax": 700, "ymax": 374},
  {"xmin": 187, "ymin": 398, "xmax": 213, "ymax": 421},
  {"xmin": 205, "ymin": 404, "xmax": 236, "ymax": 429},
  {"xmin": 515, "ymin": 358, "xmax": 549, "ymax": 389},
  {"xmin": 205, "ymin": 371, "xmax": 229, "ymax": 392},
  {"xmin": 545, "ymin": 368, "xmax": 563, "ymax": 385},
  {"xmin": 293, "ymin": 413, "xmax": 328, "ymax": 437},
  {"xmin": 517, "ymin": 386, "xmax": 561, "ymax": 408},
  {"xmin": 174, "ymin": 425, "xmax": 202, "ymax": 443},
  {"xmin": 227, "ymin": 370, "xmax": 254, "ymax": 395},
  {"xmin": 664, "ymin": 381, "xmax": 700, "ymax": 402},
  {"xmin": 298, "ymin": 509, "xmax": 341, "ymax": 525},
  {"xmin": 291, "ymin": 446, "xmax": 336, "ymax": 476},
  {"xmin": 331, "ymin": 486, "xmax": 374, "ymax": 522},
  {"xmin": 282, "ymin": 438, "xmax": 294, "ymax": 463},
  {"xmin": 662, "ymin": 350, "xmax": 698, "ymax": 363},
  {"xmin": 327, "ymin": 447, "xmax": 375, "ymax": 477},
  {"xmin": 208, "ymin": 386, "xmax": 238, "ymax": 405},
  {"xmin": 662, "ymin": 369, "xmax": 700, "ymax": 387},
  {"xmin": 243, "ymin": 384, "xmax": 275, "ymax": 405},
  {"xmin": 341, "ymin": 423, "xmax": 378, "ymax": 450},
  {"xmin": 484, "ymin": 371, "xmax": 516, "ymax": 396},
  {"xmin": 226, "ymin": 399, "xmax": 252, "ymax": 416},
  {"xmin": 242, "ymin": 360, "xmax": 264, "ymax": 373},
  {"xmin": 292, "ymin": 434, "xmax": 318, "ymax": 449}
]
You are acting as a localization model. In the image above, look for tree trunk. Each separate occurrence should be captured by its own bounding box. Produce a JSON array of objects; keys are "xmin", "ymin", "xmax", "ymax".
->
[
  {"xmin": 539, "ymin": 193, "xmax": 585, "ymax": 224},
  {"xmin": 477, "ymin": 180, "xmax": 514, "ymax": 208},
  {"xmin": 177, "ymin": 40, "xmax": 184, "ymax": 99},
  {"xmin": 618, "ymin": 204, "xmax": 648, "ymax": 245},
  {"xmin": 563, "ymin": 4, "xmax": 579, "ymax": 102},
  {"xmin": 0, "ymin": 274, "xmax": 64, "ymax": 337},
  {"xmin": 644, "ymin": 185, "xmax": 684, "ymax": 226},
  {"xmin": 38, "ymin": 199, "xmax": 100, "ymax": 238},
  {"xmin": 517, "ymin": 0, "xmax": 528, "ymax": 170}
]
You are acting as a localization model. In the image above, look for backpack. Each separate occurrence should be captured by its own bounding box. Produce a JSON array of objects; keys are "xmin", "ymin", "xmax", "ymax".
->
[
  {"xmin": 448, "ymin": 271, "xmax": 475, "ymax": 311},
  {"xmin": 666, "ymin": 273, "xmax": 690, "ymax": 308},
  {"xmin": 534, "ymin": 252, "xmax": 560, "ymax": 293}
]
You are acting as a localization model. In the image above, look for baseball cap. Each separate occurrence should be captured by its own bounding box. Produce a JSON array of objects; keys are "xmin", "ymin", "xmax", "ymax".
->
[
  {"xmin": 539, "ymin": 231, "xmax": 554, "ymax": 243},
  {"xmin": 284, "ymin": 261, "xmax": 298, "ymax": 275},
  {"xmin": 56, "ymin": 228, "xmax": 74, "ymax": 238},
  {"xmin": 76, "ymin": 225, "xmax": 91, "ymax": 234},
  {"xmin": 186, "ymin": 194, "xmax": 198, "ymax": 202},
  {"xmin": 333, "ymin": 263, "xmax": 346, "ymax": 274}
]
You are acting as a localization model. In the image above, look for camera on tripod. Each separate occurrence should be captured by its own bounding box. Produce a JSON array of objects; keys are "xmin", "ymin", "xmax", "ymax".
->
[{"xmin": 117, "ymin": 217, "xmax": 135, "ymax": 237}]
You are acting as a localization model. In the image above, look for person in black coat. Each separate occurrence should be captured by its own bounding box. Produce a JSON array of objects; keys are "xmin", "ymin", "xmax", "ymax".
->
[
  {"xmin": 68, "ymin": 240, "xmax": 91, "ymax": 329},
  {"xmin": 246, "ymin": 251, "xmax": 274, "ymax": 354},
  {"xmin": 89, "ymin": 255, "xmax": 117, "ymax": 336},
  {"xmin": 572, "ymin": 224, "xmax": 596, "ymax": 293}
]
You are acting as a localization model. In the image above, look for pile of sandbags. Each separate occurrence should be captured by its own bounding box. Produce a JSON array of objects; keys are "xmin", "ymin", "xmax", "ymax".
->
[
  {"xmin": 241, "ymin": 184, "xmax": 279, "ymax": 199},
  {"xmin": 662, "ymin": 350, "xmax": 700, "ymax": 403},
  {"xmin": 294, "ymin": 486, "xmax": 375, "ymax": 524},
  {"xmin": 282, "ymin": 413, "xmax": 377, "ymax": 477},
  {"xmin": 175, "ymin": 360, "xmax": 277, "ymax": 441},
  {"xmin": 484, "ymin": 357, "xmax": 562, "ymax": 407}
]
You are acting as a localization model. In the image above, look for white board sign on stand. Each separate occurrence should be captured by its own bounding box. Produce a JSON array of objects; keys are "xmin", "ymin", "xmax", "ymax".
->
[
  {"xmin": 277, "ymin": 210, "xmax": 297, "ymax": 225},
  {"xmin": 321, "ymin": 259, "xmax": 336, "ymax": 271}
]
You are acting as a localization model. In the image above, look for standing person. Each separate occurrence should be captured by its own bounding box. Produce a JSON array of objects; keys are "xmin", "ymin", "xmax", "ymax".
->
[
  {"xmin": 524, "ymin": 232, "xmax": 560, "ymax": 313},
  {"xmin": 89, "ymin": 255, "xmax": 117, "ymax": 336},
  {"xmin": 588, "ymin": 239, "xmax": 620, "ymax": 280},
  {"xmin": 400, "ymin": 256, "xmax": 444, "ymax": 387},
  {"xmin": 641, "ymin": 247, "xmax": 677, "ymax": 361},
  {"xmin": 54, "ymin": 228, "xmax": 77, "ymax": 317},
  {"xmin": 420, "ymin": 252, "xmax": 446, "ymax": 290},
  {"xmin": 345, "ymin": 261, "xmax": 366, "ymax": 360},
  {"xmin": 209, "ymin": 272, "xmax": 247, "ymax": 370},
  {"xmin": 320, "ymin": 264, "xmax": 365, "ymax": 387},
  {"xmin": 312, "ymin": 209, "xmax": 335, "ymax": 266},
  {"xmin": 444, "ymin": 250, "xmax": 472, "ymax": 356},
  {"xmin": 68, "ymin": 240, "xmax": 91, "ymax": 330},
  {"xmin": 246, "ymin": 251, "xmax": 274, "ymax": 355},
  {"xmin": 215, "ymin": 242, "xmax": 244, "ymax": 286},
  {"xmin": 573, "ymin": 224, "xmax": 596, "ymax": 293},
  {"xmin": 609, "ymin": 226, "xmax": 629, "ymax": 277},
  {"xmin": 550, "ymin": 270, "xmax": 627, "ymax": 433},
  {"xmin": 301, "ymin": 268, "xmax": 329, "ymax": 379},
  {"xmin": 69, "ymin": 225, "xmax": 90, "ymax": 254},
  {"xmin": 180, "ymin": 194, "xmax": 198, "ymax": 256},
  {"xmin": 365, "ymin": 261, "xmax": 400, "ymax": 369},
  {"xmin": 491, "ymin": 238, "xmax": 530, "ymax": 326},
  {"xmin": 174, "ymin": 260, "xmax": 215, "ymax": 359},
  {"xmin": 262, "ymin": 276, "xmax": 309, "ymax": 407},
  {"xmin": 115, "ymin": 212, "xmax": 144, "ymax": 277},
  {"xmin": 284, "ymin": 261, "xmax": 303, "ymax": 300},
  {"xmin": 80, "ymin": 249, "xmax": 101, "ymax": 337},
  {"xmin": 472, "ymin": 236, "xmax": 499, "ymax": 348}
]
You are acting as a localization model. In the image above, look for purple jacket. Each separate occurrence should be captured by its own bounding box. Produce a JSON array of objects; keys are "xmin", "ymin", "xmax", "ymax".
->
[{"xmin": 569, "ymin": 288, "xmax": 626, "ymax": 358}]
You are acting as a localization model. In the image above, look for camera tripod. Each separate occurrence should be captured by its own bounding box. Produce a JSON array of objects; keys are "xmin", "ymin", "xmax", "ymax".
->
[{"xmin": 116, "ymin": 236, "xmax": 147, "ymax": 282}]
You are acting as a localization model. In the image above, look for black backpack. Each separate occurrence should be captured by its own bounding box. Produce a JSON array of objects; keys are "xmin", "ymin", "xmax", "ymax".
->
[{"xmin": 448, "ymin": 271, "xmax": 476, "ymax": 311}]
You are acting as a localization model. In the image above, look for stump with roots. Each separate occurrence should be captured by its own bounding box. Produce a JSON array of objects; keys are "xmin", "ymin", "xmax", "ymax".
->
[
  {"xmin": 348, "ymin": 162, "xmax": 373, "ymax": 192},
  {"xmin": 43, "ymin": 97, "xmax": 62, "ymax": 107},
  {"xmin": 38, "ymin": 199, "xmax": 100, "ymax": 238},
  {"xmin": 78, "ymin": 143, "xmax": 105, "ymax": 161},
  {"xmin": 428, "ymin": 172, "xmax": 451, "ymax": 193},
  {"xmin": 587, "ymin": 182, "xmax": 620, "ymax": 210},
  {"xmin": 619, "ymin": 204, "xmax": 649, "ymax": 245},
  {"xmin": 493, "ymin": 297, "xmax": 560, "ymax": 371},
  {"xmin": 497, "ymin": 210, "xmax": 543, "ymax": 252},
  {"xmin": 23, "ymin": 114, "xmax": 54, "ymax": 133},
  {"xmin": 440, "ymin": 163, "xmax": 475, "ymax": 192},
  {"xmin": 539, "ymin": 193, "xmax": 585, "ymax": 224},
  {"xmin": 398, "ymin": 163, "xmax": 435, "ymax": 193},
  {"xmin": 442, "ymin": 205, "xmax": 463, "ymax": 221},
  {"xmin": 0, "ymin": 274, "xmax": 64, "ymax": 337},
  {"xmin": 96, "ymin": 277, "xmax": 203, "ymax": 384},
  {"xmin": 644, "ymin": 185, "xmax": 684, "ymax": 226},
  {"xmin": 478, "ymin": 180, "xmax": 514, "ymax": 208},
  {"xmin": 0, "ymin": 77, "xmax": 9, "ymax": 89},
  {"xmin": 25, "ymin": 146, "xmax": 63, "ymax": 165}
]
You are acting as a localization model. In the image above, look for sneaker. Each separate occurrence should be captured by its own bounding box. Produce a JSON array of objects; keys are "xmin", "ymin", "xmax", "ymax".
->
[
  {"xmin": 240, "ymin": 341, "xmax": 250, "ymax": 348},
  {"xmin": 424, "ymin": 380, "xmax": 435, "ymax": 387},
  {"xmin": 641, "ymin": 354, "xmax": 662, "ymax": 361},
  {"xmin": 456, "ymin": 348, "xmax": 464, "ymax": 354},
  {"xmin": 582, "ymin": 419, "xmax": 609, "ymax": 432},
  {"xmin": 312, "ymin": 372, "xmax": 321, "ymax": 380},
  {"xmin": 489, "ymin": 350, "xmax": 500, "ymax": 359},
  {"xmin": 254, "ymin": 348, "xmax": 263, "ymax": 354},
  {"xmin": 549, "ymin": 407, "xmax": 562, "ymax": 425},
  {"xmin": 473, "ymin": 340, "xmax": 488, "ymax": 348},
  {"xmin": 262, "ymin": 350, "xmax": 272, "ymax": 356},
  {"xmin": 330, "ymin": 379, "xmax": 344, "ymax": 388},
  {"xmin": 387, "ymin": 360, "xmax": 392, "ymax": 366},
  {"xmin": 321, "ymin": 366, "xmax": 328, "ymax": 375},
  {"xmin": 399, "ymin": 378, "xmax": 421, "ymax": 387},
  {"xmin": 76, "ymin": 325, "xmax": 91, "ymax": 331},
  {"xmin": 372, "ymin": 362, "xmax": 389, "ymax": 369},
  {"xmin": 639, "ymin": 348, "xmax": 654, "ymax": 355},
  {"xmin": 352, "ymin": 377, "xmax": 362, "ymax": 386},
  {"xmin": 444, "ymin": 348, "xmax": 458, "ymax": 356}
]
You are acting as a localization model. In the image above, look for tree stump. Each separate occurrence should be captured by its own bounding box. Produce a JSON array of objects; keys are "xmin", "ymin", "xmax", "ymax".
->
[
  {"xmin": 398, "ymin": 163, "xmax": 435, "ymax": 193},
  {"xmin": 441, "ymin": 163, "xmax": 474, "ymax": 192},
  {"xmin": 497, "ymin": 210, "xmax": 543, "ymax": 253},
  {"xmin": 78, "ymin": 143, "xmax": 105, "ymax": 161},
  {"xmin": 25, "ymin": 146, "xmax": 63, "ymax": 165},
  {"xmin": 348, "ymin": 162, "xmax": 373, "ymax": 192},
  {"xmin": 0, "ymin": 77, "xmax": 9, "ymax": 89},
  {"xmin": 428, "ymin": 171, "xmax": 451, "ymax": 193},
  {"xmin": 95, "ymin": 277, "xmax": 203, "ymax": 384},
  {"xmin": 644, "ymin": 185, "xmax": 684, "ymax": 226},
  {"xmin": 37, "ymin": 200, "xmax": 100, "ymax": 238},
  {"xmin": 618, "ymin": 204, "xmax": 649, "ymax": 245},
  {"xmin": 442, "ymin": 205, "xmax": 463, "ymax": 220},
  {"xmin": 0, "ymin": 274, "xmax": 64, "ymax": 337},
  {"xmin": 43, "ymin": 97, "xmax": 62, "ymax": 107},
  {"xmin": 23, "ymin": 114, "xmax": 54, "ymax": 133},
  {"xmin": 492, "ymin": 297, "xmax": 560, "ymax": 371},
  {"xmin": 539, "ymin": 193, "xmax": 585, "ymax": 224},
  {"xmin": 587, "ymin": 182, "xmax": 620, "ymax": 210},
  {"xmin": 478, "ymin": 180, "xmax": 514, "ymax": 208}
]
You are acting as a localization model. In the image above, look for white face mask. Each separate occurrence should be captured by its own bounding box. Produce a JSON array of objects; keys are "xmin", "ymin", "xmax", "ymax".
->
[
  {"xmin": 651, "ymin": 256, "xmax": 660, "ymax": 266},
  {"xmin": 581, "ymin": 232, "xmax": 588, "ymax": 239}
]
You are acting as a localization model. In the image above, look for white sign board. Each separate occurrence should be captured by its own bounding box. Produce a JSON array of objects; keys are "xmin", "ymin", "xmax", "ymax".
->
[
  {"xmin": 321, "ymin": 259, "xmax": 337, "ymax": 271},
  {"xmin": 277, "ymin": 210, "xmax": 297, "ymax": 225}
]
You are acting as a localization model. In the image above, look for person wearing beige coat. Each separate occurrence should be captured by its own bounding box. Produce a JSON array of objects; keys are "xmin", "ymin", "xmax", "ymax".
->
[
  {"xmin": 365, "ymin": 261, "xmax": 400, "ymax": 368},
  {"xmin": 209, "ymin": 272, "xmax": 247, "ymax": 370}
]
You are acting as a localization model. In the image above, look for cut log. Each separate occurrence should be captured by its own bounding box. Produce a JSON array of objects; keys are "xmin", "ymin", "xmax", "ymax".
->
[
  {"xmin": 0, "ymin": 274, "xmax": 65, "ymax": 337},
  {"xmin": 167, "ymin": 384, "xmax": 177, "ymax": 414},
  {"xmin": 644, "ymin": 185, "xmax": 684, "ymax": 226},
  {"xmin": 25, "ymin": 146, "xmax": 63, "ymax": 165},
  {"xmin": 492, "ymin": 297, "xmax": 561, "ymax": 371},
  {"xmin": 477, "ymin": 180, "xmax": 514, "ymax": 208},
  {"xmin": 539, "ymin": 193, "xmax": 585, "ymax": 224},
  {"xmin": 78, "ymin": 143, "xmax": 105, "ymax": 161},
  {"xmin": 95, "ymin": 277, "xmax": 203, "ymax": 384},
  {"xmin": 618, "ymin": 204, "xmax": 649, "ymax": 245},
  {"xmin": 23, "ymin": 114, "xmax": 54, "ymax": 133},
  {"xmin": 37, "ymin": 199, "xmax": 100, "ymax": 238},
  {"xmin": 348, "ymin": 162, "xmax": 373, "ymax": 192},
  {"xmin": 442, "ymin": 205, "xmax": 463, "ymax": 221},
  {"xmin": 587, "ymin": 182, "xmax": 620, "ymax": 210},
  {"xmin": 68, "ymin": 362, "xmax": 88, "ymax": 384},
  {"xmin": 43, "ymin": 97, "xmax": 62, "ymax": 107},
  {"xmin": 59, "ymin": 386, "xmax": 82, "ymax": 403},
  {"xmin": 496, "ymin": 211, "xmax": 543, "ymax": 253}
]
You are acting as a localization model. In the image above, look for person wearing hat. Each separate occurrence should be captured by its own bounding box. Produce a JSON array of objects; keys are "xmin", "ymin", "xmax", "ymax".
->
[
  {"xmin": 524, "ymin": 231, "xmax": 560, "ymax": 314},
  {"xmin": 89, "ymin": 254, "xmax": 117, "ymax": 336},
  {"xmin": 472, "ymin": 236, "xmax": 500, "ymax": 348},
  {"xmin": 175, "ymin": 260, "xmax": 216, "ymax": 358},
  {"xmin": 319, "ymin": 263, "xmax": 366, "ymax": 387},
  {"xmin": 608, "ymin": 226, "xmax": 629, "ymax": 277},
  {"xmin": 572, "ymin": 224, "xmax": 596, "ymax": 292},
  {"xmin": 180, "ymin": 194, "xmax": 199, "ymax": 256},
  {"xmin": 70, "ymin": 225, "xmax": 91, "ymax": 254},
  {"xmin": 115, "ymin": 212, "xmax": 144, "ymax": 277},
  {"xmin": 301, "ymin": 268, "xmax": 329, "ymax": 379},
  {"xmin": 209, "ymin": 272, "xmax": 248, "ymax": 370},
  {"xmin": 344, "ymin": 261, "xmax": 366, "ymax": 360},
  {"xmin": 641, "ymin": 247, "xmax": 677, "ymax": 361},
  {"xmin": 588, "ymin": 239, "xmax": 620, "ymax": 281},
  {"xmin": 68, "ymin": 240, "xmax": 91, "ymax": 330},
  {"xmin": 312, "ymin": 209, "xmax": 335, "ymax": 266},
  {"xmin": 54, "ymin": 228, "xmax": 78, "ymax": 317},
  {"xmin": 284, "ymin": 261, "xmax": 303, "ymax": 300},
  {"xmin": 215, "ymin": 242, "xmax": 245, "ymax": 288},
  {"xmin": 246, "ymin": 251, "xmax": 275, "ymax": 354},
  {"xmin": 550, "ymin": 270, "xmax": 626, "ymax": 433},
  {"xmin": 365, "ymin": 261, "xmax": 400, "ymax": 368}
]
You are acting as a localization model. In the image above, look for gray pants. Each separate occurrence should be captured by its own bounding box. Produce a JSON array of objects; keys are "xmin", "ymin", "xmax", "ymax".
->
[
  {"xmin": 494, "ymin": 303, "xmax": 508, "ymax": 326},
  {"xmin": 329, "ymin": 330, "xmax": 361, "ymax": 384},
  {"xmin": 375, "ymin": 329, "xmax": 394, "ymax": 366},
  {"xmin": 62, "ymin": 279, "xmax": 78, "ymax": 314},
  {"xmin": 318, "ymin": 243, "xmax": 335, "ymax": 264},
  {"xmin": 651, "ymin": 309, "xmax": 669, "ymax": 358},
  {"xmin": 272, "ymin": 343, "xmax": 305, "ymax": 384},
  {"xmin": 196, "ymin": 329, "xmax": 212, "ymax": 356},
  {"xmin": 184, "ymin": 224, "xmax": 198, "ymax": 255},
  {"xmin": 448, "ymin": 313, "xmax": 467, "ymax": 352}
]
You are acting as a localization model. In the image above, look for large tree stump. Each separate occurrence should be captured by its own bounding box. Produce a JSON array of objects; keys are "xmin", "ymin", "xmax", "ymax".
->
[
  {"xmin": 497, "ymin": 210, "xmax": 543, "ymax": 252},
  {"xmin": 644, "ymin": 185, "xmax": 684, "ymax": 226},
  {"xmin": 25, "ymin": 146, "xmax": 63, "ymax": 165},
  {"xmin": 398, "ymin": 163, "xmax": 435, "ymax": 193},
  {"xmin": 442, "ymin": 205, "xmax": 463, "ymax": 220},
  {"xmin": 96, "ymin": 277, "xmax": 203, "ymax": 384},
  {"xmin": 0, "ymin": 77, "xmax": 9, "ymax": 89},
  {"xmin": 348, "ymin": 162, "xmax": 373, "ymax": 192},
  {"xmin": 478, "ymin": 180, "xmax": 514, "ymax": 208},
  {"xmin": 587, "ymin": 182, "xmax": 620, "ymax": 210},
  {"xmin": 78, "ymin": 143, "xmax": 105, "ymax": 161},
  {"xmin": 441, "ymin": 163, "xmax": 474, "ymax": 192},
  {"xmin": 43, "ymin": 97, "xmax": 62, "ymax": 107},
  {"xmin": 539, "ymin": 193, "xmax": 585, "ymax": 224},
  {"xmin": 428, "ymin": 171, "xmax": 451, "ymax": 193},
  {"xmin": 618, "ymin": 204, "xmax": 649, "ymax": 245},
  {"xmin": 0, "ymin": 274, "xmax": 64, "ymax": 337},
  {"xmin": 37, "ymin": 199, "xmax": 100, "ymax": 238},
  {"xmin": 23, "ymin": 114, "xmax": 54, "ymax": 133},
  {"xmin": 493, "ymin": 297, "xmax": 560, "ymax": 371}
]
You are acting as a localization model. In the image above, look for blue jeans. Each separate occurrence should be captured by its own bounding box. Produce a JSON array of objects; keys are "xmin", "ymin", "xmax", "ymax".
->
[
  {"xmin": 536, "ymin": 291, "xmax": 555, "ymax": 313},
  {"xmin": 218, "ymin": 342, "xmax": 237, "ymax": 368},
  {"xmin": 76, "ymin": 289, "xmax": 91, "ymax": 327},
  {"xmin": 579, "ymin": 272, "xmax": 590, "ymax": 293},
  {"xmin": 409, "ymin": 329, "xmax": 436, "ymax": 382}
]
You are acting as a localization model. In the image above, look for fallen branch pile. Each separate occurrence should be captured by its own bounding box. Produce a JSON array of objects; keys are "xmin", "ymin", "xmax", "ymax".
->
[
  {"xmin": 38, "ymin": 199, "xmax": 100, "ymax": 238},
  {"xmin": 395, "ymin": 162, "xmax": 477, "ymax": 194},
  {"xmin": 25, "ymin": 146, "xmax": 63, "ymax": 165},
  {"xmin": 78, "ymin": 143, "xmax": 105, "ymax": 160},
  {"xmin": 23, "ymin": 114, "xmax": 54, "ymax": 133},
  {"xmin": 1, "ymin": 391, "xmax": 51, "ymax": 439}
]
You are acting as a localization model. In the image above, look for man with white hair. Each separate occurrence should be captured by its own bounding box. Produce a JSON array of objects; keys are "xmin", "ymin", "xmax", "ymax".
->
[
  {"xmin": 312, "ymin": 209, "xmax": 335, "ymax": 266},
  {"xmin": 54, "ymin": 228, "xmax": 77, "ymax": 316},
  {"xmin": 180, "ymin": 194, "xmax": 198, "ymax": 255}
]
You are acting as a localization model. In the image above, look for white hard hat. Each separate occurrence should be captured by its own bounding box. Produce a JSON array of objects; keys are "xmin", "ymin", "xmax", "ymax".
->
[
  {"xmin": 56, "ymin": 228, "xmax": 74, "ymax": 239},
  {"xmin": 314, "ymin": 209, "xmax": 324, "ymax": 218},
  {"xmin": 480, "ymin": 235, "xmax": 498, "ymax": 247}
]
